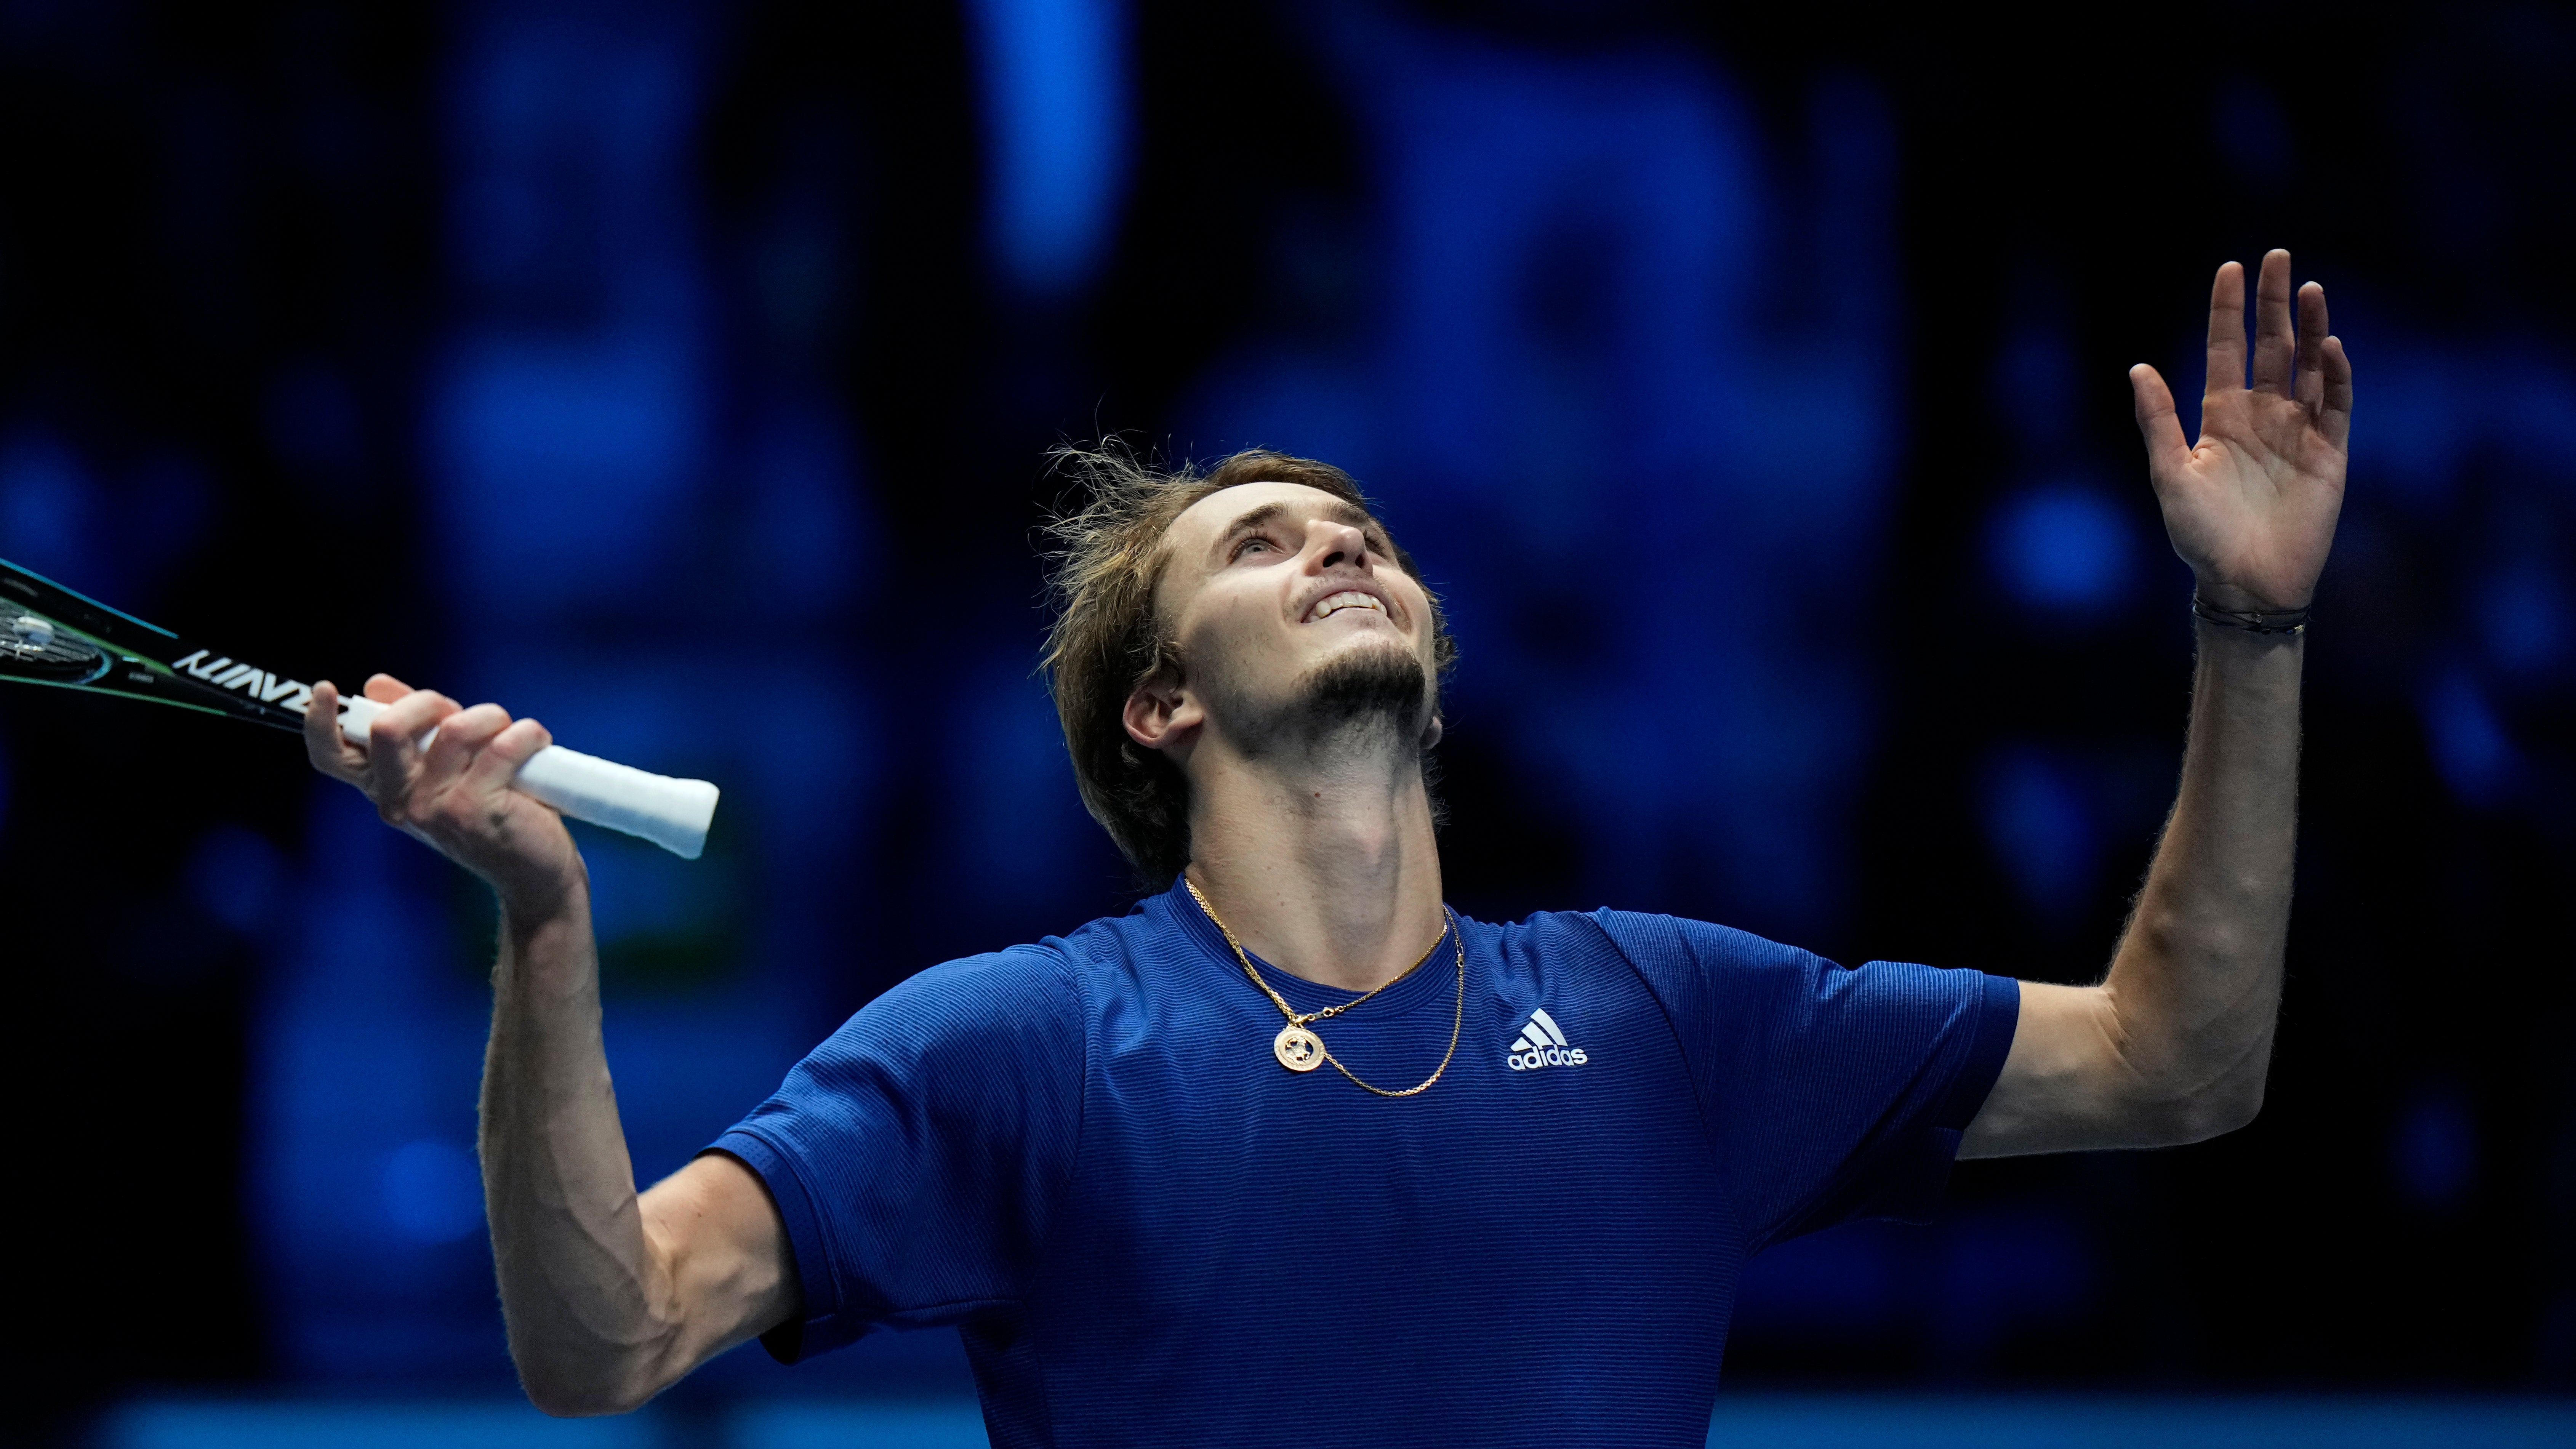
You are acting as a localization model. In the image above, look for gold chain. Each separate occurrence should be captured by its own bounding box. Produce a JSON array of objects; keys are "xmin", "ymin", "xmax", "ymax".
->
[{"xmin": 1185, "ymin": 879, "xmax": 1466, "ymax": 1098}]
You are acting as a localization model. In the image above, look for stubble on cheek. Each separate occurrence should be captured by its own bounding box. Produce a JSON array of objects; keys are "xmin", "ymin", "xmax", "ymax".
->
[{"xmin": 1182, "ymin": 567, "xmax": 1438, "ymax": 753}]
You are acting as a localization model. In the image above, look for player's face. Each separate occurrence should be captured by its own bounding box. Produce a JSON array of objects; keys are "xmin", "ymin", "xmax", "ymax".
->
[{"xmin": 1152, "ymin": 482, "xmax": 1440, "ymax": 741}]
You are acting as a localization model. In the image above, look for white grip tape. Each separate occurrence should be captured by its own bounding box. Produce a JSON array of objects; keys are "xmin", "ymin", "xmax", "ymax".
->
[{"xmin": 334, "ymin": 693, "xmax": 719, "ymax": 860}]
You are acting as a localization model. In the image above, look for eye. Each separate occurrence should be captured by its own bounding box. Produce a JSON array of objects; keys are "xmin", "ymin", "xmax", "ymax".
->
[{"xmin": 1230, "ymin": 535, "xmax": 1280, "ymax": 560}]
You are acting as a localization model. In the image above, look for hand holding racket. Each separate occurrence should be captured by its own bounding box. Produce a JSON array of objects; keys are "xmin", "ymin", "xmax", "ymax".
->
[
  {"xmin": 1, "ymin": 556, "xmax": 720, "ymax": 860},
  {"xmin": 304, "ymin": 675, "xmax": 590, "ymax": 909}
]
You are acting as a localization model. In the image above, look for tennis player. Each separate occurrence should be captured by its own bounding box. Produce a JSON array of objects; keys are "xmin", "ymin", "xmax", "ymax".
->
[{"xmin": 305, "ymin": 248, "xmax": 2350, "ymax": 1444}]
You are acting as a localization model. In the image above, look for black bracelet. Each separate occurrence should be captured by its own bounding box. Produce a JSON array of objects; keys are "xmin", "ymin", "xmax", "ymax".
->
[{"xmin": 2191, "ymin": 594, "xmax": 2310, "ymax": 636}]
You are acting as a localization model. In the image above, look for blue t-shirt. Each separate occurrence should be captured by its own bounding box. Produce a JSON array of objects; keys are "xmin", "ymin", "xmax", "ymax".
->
[{"xmin": 710, "ymin": 879, "xmax": 2018, "ymax": 1448}]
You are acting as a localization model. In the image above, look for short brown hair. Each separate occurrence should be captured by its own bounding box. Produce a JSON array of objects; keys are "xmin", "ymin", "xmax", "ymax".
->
[{"xmin": 1040, "ymin": 446, "xmax": 1457, "ymax": 889}]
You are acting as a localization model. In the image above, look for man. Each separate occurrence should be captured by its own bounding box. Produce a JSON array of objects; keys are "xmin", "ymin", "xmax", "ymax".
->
[{"xmin": 305, "ymin": 250, "xmax": 2350, "ymax": 1444}]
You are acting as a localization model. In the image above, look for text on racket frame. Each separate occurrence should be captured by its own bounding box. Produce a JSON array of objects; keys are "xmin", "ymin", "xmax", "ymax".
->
[{"xmin": 170, "ymin": 648, "xmax": 315, "ymax": 714}]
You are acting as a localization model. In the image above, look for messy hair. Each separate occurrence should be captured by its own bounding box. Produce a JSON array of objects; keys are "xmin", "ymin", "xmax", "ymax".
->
[{"xmin": 1040, "ymin": 446, "xmax": 1457, "ymax": 889}]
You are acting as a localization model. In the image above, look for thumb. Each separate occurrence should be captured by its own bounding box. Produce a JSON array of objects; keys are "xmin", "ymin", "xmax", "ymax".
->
[{"xmin": 2129, "ymin": 363, "xmax": 2192, "ymax": 482}]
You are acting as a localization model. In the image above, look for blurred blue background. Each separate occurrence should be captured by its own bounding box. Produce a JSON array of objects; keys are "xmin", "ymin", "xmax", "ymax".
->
[{"xmin": 1, "ymin": 0, "xmax": 2570, "ymax": 1444}]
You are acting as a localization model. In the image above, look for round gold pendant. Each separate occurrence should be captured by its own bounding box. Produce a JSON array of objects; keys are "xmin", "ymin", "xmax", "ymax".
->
[{"xmin": 1273, "ymin": 1023, "xmax": 1324, "ymax": 1073}]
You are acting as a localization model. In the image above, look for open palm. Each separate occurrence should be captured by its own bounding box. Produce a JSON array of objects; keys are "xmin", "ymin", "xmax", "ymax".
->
[{"xmin": 2130, "ymin": 249, "xmax": 2353, "ymax": 613}]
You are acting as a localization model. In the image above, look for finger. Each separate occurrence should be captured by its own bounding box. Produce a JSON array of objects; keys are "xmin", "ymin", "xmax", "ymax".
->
[
  {"xmin": 370, "ymin": 686, "xmax": 459, "ymax": 742},
  {"xmin": 366, "ymin": 689, "xmax": 461, "ymax": 813},
  {"xmin": 2295, "ymin": 281, "xmax": 2329, "ymax": 412},
  {"xmin": 2318, "ymin": 334, "xmax": 2353, "ymax": 452},
  {"xmin": 419, "ymin": 703, "xmax": 516, "ymax": 806},
  {"xmin": 2204, "ymin": 260, "xmax": 2248, "ymax": 397},
  {"xmin": 2131, "ymin": 363, "xmax": 2193, "ymax": 479},
  {"xmin": 364, "ymin": 673, "xmax": 413, "ymax": 704},
  {"xmin": 463, "ymin": 716, "xmax": 555, "ymax": 801},
  {"xmin": 304, "ymin": 679, "xmax": 360, "ymax": 778},
  {"xmin": 2250, "ymin": 248, "xmax": 2295, "ymax": 397}
]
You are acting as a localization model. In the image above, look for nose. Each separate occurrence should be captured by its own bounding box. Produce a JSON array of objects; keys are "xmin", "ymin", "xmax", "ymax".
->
[{"xmin": 1311, "ymin": 519, "xmax": 1372, "ymax": 573}]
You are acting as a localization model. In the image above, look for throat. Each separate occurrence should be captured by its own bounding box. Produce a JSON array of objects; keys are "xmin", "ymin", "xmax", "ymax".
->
[{"xmin": 1183, "ymin": 760, "xmax": 1445, "ymax": 995}]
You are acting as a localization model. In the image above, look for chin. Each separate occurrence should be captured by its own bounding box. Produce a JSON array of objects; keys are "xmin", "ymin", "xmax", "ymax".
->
[{"xmin": 1291, "ymin": 637, "xmax": 1434, "ymax": 739}]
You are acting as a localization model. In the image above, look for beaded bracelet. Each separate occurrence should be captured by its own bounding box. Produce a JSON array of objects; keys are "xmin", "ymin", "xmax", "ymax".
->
[{"xmin": 2191, "ymin": 594, "xmax": 2310, "ymax": 636}]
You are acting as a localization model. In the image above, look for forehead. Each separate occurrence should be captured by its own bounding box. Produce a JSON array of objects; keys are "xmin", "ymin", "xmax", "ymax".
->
[{"xmin": 1165, "ymin": 481, "xmax": 1377, "ymax": 556}]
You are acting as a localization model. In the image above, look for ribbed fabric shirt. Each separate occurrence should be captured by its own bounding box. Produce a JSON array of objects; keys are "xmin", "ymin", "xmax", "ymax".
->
[{"xmin": 709, "ymin": 878, "xmax": 2019, "ymax": 1449}]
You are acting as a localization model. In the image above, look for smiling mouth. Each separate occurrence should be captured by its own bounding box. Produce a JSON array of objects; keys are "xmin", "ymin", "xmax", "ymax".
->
[{"xmin": 1306, "ymin": 591, "xmax": 1388, "ymax": 622}]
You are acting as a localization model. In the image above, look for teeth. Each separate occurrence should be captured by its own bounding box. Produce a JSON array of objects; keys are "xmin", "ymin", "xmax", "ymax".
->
[{"xmin": 1312, "ymin": 591, "xmax": 1385, "ymax": 620}]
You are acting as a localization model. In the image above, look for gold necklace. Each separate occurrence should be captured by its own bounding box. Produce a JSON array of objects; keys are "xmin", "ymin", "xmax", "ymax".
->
[{"xmin": 1185, "ymin": 879, "xmax": 1465, "ymax": 1098}]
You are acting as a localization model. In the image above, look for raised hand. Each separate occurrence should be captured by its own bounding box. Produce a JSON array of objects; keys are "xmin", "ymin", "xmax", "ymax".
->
[
  {"xmin": 303, "ymin": 672, "xmax": 582, "ymax": 915},
  {"xmin": 2129, "ymin": 248, "xmax": 2352, "ymax": 613}
]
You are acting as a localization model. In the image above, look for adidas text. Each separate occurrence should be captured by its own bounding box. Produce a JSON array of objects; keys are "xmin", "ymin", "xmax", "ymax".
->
[
  {"xmin": 1505, "ymin": 1007, "xmax": 1588, "ymax": 1071},
  {"xmin": 1508, "ymin": 1045, "xmax": 1588, "ymax": 1071}
]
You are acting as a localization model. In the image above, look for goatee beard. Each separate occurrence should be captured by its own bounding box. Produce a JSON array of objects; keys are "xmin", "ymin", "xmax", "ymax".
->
[{"xmin": 1285, "ymin": 642, "xmax": 1431, "ymax": 753}]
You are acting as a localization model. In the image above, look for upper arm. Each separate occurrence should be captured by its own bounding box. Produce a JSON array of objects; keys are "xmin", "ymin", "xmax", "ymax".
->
[
  {"xmin": 633, "ymin": 1151, "xmax": 798, "ymax": 1386},
  {"xmin": 1960, "ymin": 980, "xmax": 2257, "ymax": 1158},
  {"xmin": 702, "ymin": 945, "xmax": 1087, "ymax": 1361},
  {"xmin": 1590, "ymin": 911, "xmax": 2016, "ymax": 1244}
]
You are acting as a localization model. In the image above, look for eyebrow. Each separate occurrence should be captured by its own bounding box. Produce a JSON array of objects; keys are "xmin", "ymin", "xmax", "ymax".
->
[{"xmin": 1212, "ymin": 498, "xmax": 1382, "ymax": 554}]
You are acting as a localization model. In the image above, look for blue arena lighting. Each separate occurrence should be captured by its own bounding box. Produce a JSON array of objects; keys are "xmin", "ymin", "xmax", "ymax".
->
[{"xmin": 964, "ymin": 0, "xmax": 1133, "ymax": 299}]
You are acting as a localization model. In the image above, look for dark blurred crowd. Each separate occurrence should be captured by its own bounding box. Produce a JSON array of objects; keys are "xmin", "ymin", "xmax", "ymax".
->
[{"xmin": 0, "ymin": 0, "xmax": 2566, "ymax": 1418}]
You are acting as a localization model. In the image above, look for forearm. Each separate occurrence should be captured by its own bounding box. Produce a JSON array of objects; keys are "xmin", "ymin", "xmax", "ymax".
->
[
  {"xmin": 478, "ymin": 876, "xmax": 677, "ymax": 1415},
  {"xmin": 302, "ymin": 680, "xmax": 773, "ymax": 1407},
  {"xmin": 2100, "ymin": 619, "xmax": 2304, "ymax": 1134},
  {"xmin": 1969, "ymin": 250, "xmax": 2344, "ymax": 1158}
]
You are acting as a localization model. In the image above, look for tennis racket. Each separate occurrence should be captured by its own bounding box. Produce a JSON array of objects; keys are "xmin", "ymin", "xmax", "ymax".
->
[{"xmin": 0, "ymin": 556, "xmax": 719, "ymax": 858}]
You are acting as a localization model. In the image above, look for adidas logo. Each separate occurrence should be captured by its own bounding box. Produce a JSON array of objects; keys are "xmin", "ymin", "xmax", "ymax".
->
[{"xmin": 1505, "ymin": 1007, "xmax": 1589, "ymax": 1071}]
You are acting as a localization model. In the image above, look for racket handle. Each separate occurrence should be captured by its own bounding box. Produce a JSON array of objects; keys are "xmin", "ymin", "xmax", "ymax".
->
[{"xmin": 334, "ymin": 695, "xmax": 720, "ymax": 860}]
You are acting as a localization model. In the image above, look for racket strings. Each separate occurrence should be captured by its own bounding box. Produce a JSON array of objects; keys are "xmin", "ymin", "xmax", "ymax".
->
[{"xmin": 3, "ymin": 613, "xmax": 107, "ymax": 680}]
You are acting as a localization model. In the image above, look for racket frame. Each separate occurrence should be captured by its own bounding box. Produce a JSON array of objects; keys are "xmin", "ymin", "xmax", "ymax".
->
[
  {"xmin": 2, "ymin": 558, "xmax": 312, "ymax": 731},
  {"xmin": 2, "ymin": 556, "xmax": 720, "ymax": 859}
]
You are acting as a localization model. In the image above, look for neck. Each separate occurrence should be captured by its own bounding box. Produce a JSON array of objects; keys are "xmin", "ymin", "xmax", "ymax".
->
[{"xmin": 1181, "ymin": 720, "xmax": 1446, "ymax": 994}]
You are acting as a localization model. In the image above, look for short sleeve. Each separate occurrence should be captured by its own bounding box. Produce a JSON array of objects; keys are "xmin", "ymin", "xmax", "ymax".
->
[
  {"xmin": 1591, "ymin": 911, "xmax": 2017, "ymax": 1251},
  {"xmin": 705, "ymin": 945, "xmax": 1085, "ymax": 1363}
]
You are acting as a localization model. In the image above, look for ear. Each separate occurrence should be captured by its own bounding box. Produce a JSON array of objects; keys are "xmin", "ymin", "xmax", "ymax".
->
[
  {"xmin": 1419, "ymin": 711, "xmax": 1444, "ymax": 751},
  {"xmin": 1123, "ymin": 669, "xmax": 1203, "ymax": 757}
]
